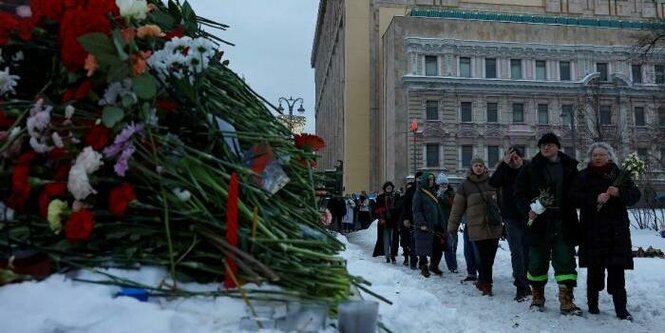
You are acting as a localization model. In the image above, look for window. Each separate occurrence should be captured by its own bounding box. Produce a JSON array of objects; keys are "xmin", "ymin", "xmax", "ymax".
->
[
  {"xmin": 632, "ymin": 64, "xmax": 642, "ymax": 84},
  {"xmin": 659, "ymin": 107, "xmax": 665, "ymax": 127},
  {"xmin": 656, "ymin": 65, "xmax": 665, "ymax": 84},
  {"xmin": 485, "ymin": 58, "xmax": 497, "ymax": 78},
  {"xmin": 511, "ymin": 59, "xmax": 522, "ymax": 79},
  {"xmin": 512, "ymin": 103, "xmax": 524, "ymax": 123},
  {"xmin": 425, "ymin": 100, "xmax": 438, "ymax": 120},
  {"xmin": 426, "ymin": 143, "xmax": 439, "ymax": 167},
  {"xmin": 634, "ymin": 107, "xmax": 645, "ymax": 126},
  {"xmin": 596, "ymin": 63, "xmax": 608, "ymax": 81},
  {"xmin": 559, "ymin": 61, "xmax": 571, "ymax": 81},
  {"xmin": 487, "ymin": 103, "xmax": 498, "ymax": 123},
  {"xmin": 561, "ymin": 105, "xmax": 573, "ymax": 127},
  {"xmin": 461, "ymin": 102, "xmax": 472, "ymax": 122},
  {"xmin": 425, "ymin": 56, "xmax": 438, "ymax": 76},
  {"xmin": 487, "ymin": 146, "xmax": 499, "ymax": 167},
  {"xmin": 537, "ymin": 104, "xmax": 549, "ymax": 125},
  {"xmin": 536, "ymin": 60, "xmax": 547, "ymax": 80},
  {"xmin": 459, "ymin": 57, "xmax": 471, "ymax": 78},
  {"xmin": 600, "ymin": 105, "xmax": 612, "ymax": 125},
  {"xmin": 461, "ymin": 145, "xmax": 473, "ymax": 167}
]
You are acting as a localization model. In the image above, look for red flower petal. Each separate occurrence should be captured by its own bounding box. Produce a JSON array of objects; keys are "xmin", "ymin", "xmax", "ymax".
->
[
  {"xmin": 109, "ymin": 183, "xmax": 136, "ymax": 217},
  {"xmin": 65, "ymin": 209, "xmax": 94, "ymax": 242}
]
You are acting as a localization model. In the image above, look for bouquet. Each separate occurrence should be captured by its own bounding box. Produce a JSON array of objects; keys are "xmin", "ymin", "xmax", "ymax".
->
[
  {"xmin": 0, "ymin": 0, "xmax": 360, "ymax": 304},
  {"xmin": 597, "ymin": 152, "xmax": 646, "ymax": 211},
  {"xmin": 527, "ymin": 188, "xmax": 556, "ymax": 227}
]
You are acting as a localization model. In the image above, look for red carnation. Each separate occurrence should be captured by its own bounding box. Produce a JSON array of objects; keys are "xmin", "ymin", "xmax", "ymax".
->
[
  {"xmin": 83, "ymin": 125, "xmax": 111, "ymax": 150},
  {"xmin": 7, "ymin": 165, "xmax": 31, "ymax": 211},
  {"xmin": 294, "ymin": 133, "xmax": 325, "ymax": 152},
  {"xmin": 38, "ymin": 183, "xmax": 67, "ymax": 218},
  {"xmin": 0, "ymin": 12, "xmax": 19, "ymax": 45},
  {"xmin": 62, "ymin": 80, "xmax": 92, "ymax": 102},
  {"xmin": 64, "ymin": 209, "xmax": 94, "ymax": 242},
  {"xmin": 59, "ymin": 7, "xmax": 112, "ymax": 71},
  {"xmin": 0, "ymin": 110, "xmax": 16, "ymax": 130},
  {"xmin": 164, "ymin": 25, "xmax": 185, "ymax": 39},
  {"xmin": 53, "ymin": 163, "xmax": 71, "ymax": 181},
  {"xmin": 109, "ymin": 183, "xmax": 136, "ymax": 217},
  {"xmin": 30, "ymin": 0, "xmax": 67, "ymax": 22},
  {"xmin": 48, "ymin": 147, "xmax": 68, "ymax": 160}
]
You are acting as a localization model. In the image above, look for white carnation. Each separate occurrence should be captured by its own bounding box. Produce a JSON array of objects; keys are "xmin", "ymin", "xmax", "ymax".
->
[
  {"xmin": 74, "ymin": 147, "xmax": 103, "ymax": 174},
  {"xmin": 0, "ymin": 67, "xmax": 20, "ymax": 96},
  {"xmin": 116, "ymin": 0, "xmax": 149, "ymax": 20},
  {"xmin": 67, "ymin": 165, "xmax": 96, "ymax": 201}
]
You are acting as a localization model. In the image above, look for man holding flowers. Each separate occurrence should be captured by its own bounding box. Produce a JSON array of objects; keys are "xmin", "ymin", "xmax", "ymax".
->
[
  {"xmin": 514, "ymin": 133, "xmax": 582, "ymax": 315},
  {"xmin": 570, "ymin": 142, "xmax": 641, "ymax": 321}
]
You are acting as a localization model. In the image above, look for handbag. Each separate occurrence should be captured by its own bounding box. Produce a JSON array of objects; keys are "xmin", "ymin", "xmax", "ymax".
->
[{"xmin": 472, "ymin": 182, "xmax": 503, "ymax": 226}]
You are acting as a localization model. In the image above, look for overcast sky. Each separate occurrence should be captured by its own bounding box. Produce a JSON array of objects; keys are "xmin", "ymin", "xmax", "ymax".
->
[{"xmin": 190, "ymin": 0, "xmax": 319, "ymax": 133}]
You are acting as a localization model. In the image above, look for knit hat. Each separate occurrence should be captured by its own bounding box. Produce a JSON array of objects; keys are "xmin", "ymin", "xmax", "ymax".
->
[
  {"xmin": 470, "ymin": 156, "xmax": 485, "ymax": 166},
  {"xmin": 435, "ymin": 172, "xmax": 449, "ymax": 185},
  {"xmin": 537, "ymin": 132, "xmax": 561, "ymax": 148}
]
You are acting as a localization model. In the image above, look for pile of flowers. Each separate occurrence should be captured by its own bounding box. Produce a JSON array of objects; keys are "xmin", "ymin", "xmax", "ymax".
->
[{"xmin": 0, "ymin": 0, "xmax": 359, "ymax": 304}]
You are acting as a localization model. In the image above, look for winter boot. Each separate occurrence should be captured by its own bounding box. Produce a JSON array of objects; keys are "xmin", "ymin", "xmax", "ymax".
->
[
  {"xmin": 529, "ymin": 286, "xmax": 545, "ymax": 312},
  {"xmin": 558, "ymin": 285, "xmax": 583, "ymax": 316},
  {"xmin": 480, "ymin": 282, "xmax": 493, "ymax": 296},
  {"xmin": 587, "ymin": 290, "xmax": 600, "ymax": 314},
  {"xmin": 420, "ymin": 264, "xmax": 431, "ymax": 278},
  {"xmin": 390, "ymin": 256, "xmax": 397, "ymax": 264},
  {"xmin": 460, "ymin": 275, "xmax": 477, "ymax": 283},
  {"xmin": 409, "ymin": 256, "xmax": 418, "ymax": 270},
  {"xmin": 514, "ymin": 288, "xmax": 531, "ymax": 302},
  {"xmin": 385, "ymin": 257, "xmax": 390, "ymax": 263},
  {"xmin": 429, "ymin": 265, "xmax": 443, "ymax": 276},
  {"xmin": 612, "ymin": 290, "xmax": 633, "ymax": 321}
]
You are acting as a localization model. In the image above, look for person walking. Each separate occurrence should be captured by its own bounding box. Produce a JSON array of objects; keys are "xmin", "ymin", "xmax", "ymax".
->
[
  {"xmin": 436, "ymin": 172, "xmax": 458, "ymax": 273},
  {"xmin": 514, "ymin": 132, "xmax": 582, "ymax": 315},
  {"xmin": 489, "ymin": 146, "xmax": 531, "ymax": 302},
  {"xmin": 412, "ymin": 172, "xmax": 445, "ymax": 277},
  {"xmin": 399, "ymin": 175, "xmax": 420, "ymax": 267},
  {"xmin": 372, "ymin": 182, "xmax": 400, "ymax": 263},
  {"xmin": 448, "ymin": 157, "xmax": 503, "ymax": 296},
  {"xmin": 570, "ymin": 142, "xmax": 641, "ymax": 321},
  {"xmin": 341, "ymin": 195, "xmax": 356, "ymax": 233},
  {"xmin": 358, "ymin": 191, "xmax": 371, "ymax": 229}
]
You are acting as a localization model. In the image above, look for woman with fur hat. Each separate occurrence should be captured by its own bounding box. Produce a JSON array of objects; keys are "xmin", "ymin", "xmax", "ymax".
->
[{"xmin": 448, "ymin": 157, "xmax": 503, "ymax": 295}]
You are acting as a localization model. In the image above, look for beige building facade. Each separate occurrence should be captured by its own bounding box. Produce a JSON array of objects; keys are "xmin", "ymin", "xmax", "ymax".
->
[{"xmin": 312, "ymin": 0, "xmax": 665, "ymax": 193}]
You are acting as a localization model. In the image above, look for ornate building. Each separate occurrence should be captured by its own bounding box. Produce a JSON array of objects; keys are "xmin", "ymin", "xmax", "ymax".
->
[{"xmin": 313, "ymin": 0, "xmax": 665, "ymax": 192}]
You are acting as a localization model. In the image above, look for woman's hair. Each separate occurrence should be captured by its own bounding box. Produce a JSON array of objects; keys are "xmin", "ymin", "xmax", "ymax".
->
[
  {"xmin": 382, "ymin": 181, "xmax": 395, "ymax": 192},
  {"xmin": 585, "ymin": 142, "xmax": 618, "ymax": 164}
]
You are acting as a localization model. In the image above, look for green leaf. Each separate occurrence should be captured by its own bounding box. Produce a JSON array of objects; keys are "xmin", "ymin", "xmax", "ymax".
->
[
  {"xmin": 108, "ymin": 63, "xmax": 130, "ymax": 82},
  {"xmin": 132, "ymin": 74, "xmax": 157, "ymax": 100},
  {"xmin": 78, "ymin": 33, "xmax": 123, "ymax": 68},
  {"xmin": 150, "ymin": 11, "xmax": 175, "ymax": 30},
  {"xmin": 111, "ymin": 30, "xmax": 129, "ymax": 61},
  {"xmin": 121, "ymin": 93, "xmax": 137, "ymax": 108},
  {"xmin": 102, "ymin": 106, "xmax": 125, "ymax": 128}
]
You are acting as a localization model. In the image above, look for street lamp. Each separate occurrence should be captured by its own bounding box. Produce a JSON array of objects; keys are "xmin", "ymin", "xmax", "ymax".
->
[
  {"xmin": 560, "ymin": 107, "xmax": 576, "ymax": 157},
  {"xmin": 276, "ymin": 96, "xmax": 306, "ymax": 133}
]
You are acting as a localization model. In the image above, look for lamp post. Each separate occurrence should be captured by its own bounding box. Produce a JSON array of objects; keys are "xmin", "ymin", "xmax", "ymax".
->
[
  {"xmin": 560, "ymin": 107, "xmax": 576, "ymax": 157},
  {"xmin": 410, "ymin": 120, "xmax": 418, "ymax": 175},
  {"xmin": 277, "ymin": 96, "xmax": 306, "ymax": 133}
]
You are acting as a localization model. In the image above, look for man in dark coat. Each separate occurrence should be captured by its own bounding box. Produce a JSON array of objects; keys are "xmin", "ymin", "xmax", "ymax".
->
[
  {"xmin": 570, "ymin": 142, "xmax": 641, "ymax": 321},
  {"xmin": 399, "ymin": 172, "xmax": 422, "ymax": 268},
  {"xmin": 489, "ymin": 146, "xmax": 531, "ymax": 302},
  {"xmin": 413, "ymin": 172, "xmax": 445, "ymax": 277},
  {"xmin": 514, "ymin": 133, "xmax": 582, "ymax": 315}
]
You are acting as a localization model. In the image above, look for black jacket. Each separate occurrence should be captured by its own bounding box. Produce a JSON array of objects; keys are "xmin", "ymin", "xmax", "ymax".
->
[
  {"xmin": 489, "ymin": 161, "xmax": 528, "ymax": 225},
  {"xmin": 514, "ymin": 152, "xmax": 580, "ymax": 245},
  {"xmin": 570, "ymin": 163, "xmax": 641, "ymax": 269},
  {"xmin": 399, "ymin": 183, "xmax": 417, "ymax": 224}
]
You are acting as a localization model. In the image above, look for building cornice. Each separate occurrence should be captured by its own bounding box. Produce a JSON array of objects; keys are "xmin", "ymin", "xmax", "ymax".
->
[{"xmin": 401, "ymin": 75, "xmax": 665, "ymax": 97}]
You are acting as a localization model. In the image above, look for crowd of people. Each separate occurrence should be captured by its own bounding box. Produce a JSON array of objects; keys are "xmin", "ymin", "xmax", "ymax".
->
[{"xmin": 349, "ymin": 133, "xmax": 640, "ymax": 321}]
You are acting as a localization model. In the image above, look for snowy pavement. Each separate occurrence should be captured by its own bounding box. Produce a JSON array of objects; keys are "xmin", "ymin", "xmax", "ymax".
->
[{"xmin": 342, "ymin": 225, "xmax": 665, "ymax": 333}]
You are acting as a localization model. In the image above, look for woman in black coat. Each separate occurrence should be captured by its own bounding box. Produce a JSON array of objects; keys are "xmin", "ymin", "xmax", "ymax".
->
[{"xmin": 570, "ymin": 142, "xmax": 641, "ymax": 321}]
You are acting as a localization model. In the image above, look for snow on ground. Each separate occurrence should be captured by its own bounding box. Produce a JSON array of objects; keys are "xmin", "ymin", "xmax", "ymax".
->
[
  {"xmin": 341, "ymin": 223, "xmax": 665, "ymax": 333},
  {"xmin": 1, "ymin": 215, "xmax": 664, "ymax": 333}
]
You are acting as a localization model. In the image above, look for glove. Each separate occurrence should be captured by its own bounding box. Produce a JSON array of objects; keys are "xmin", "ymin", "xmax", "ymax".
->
[
  {"xmin": 403, "ymin": 220, "xmax": 411, "ymax": 228},
  {"xmin": 420, "ymin": 225, "xmax": 429, "ymax": 231}
]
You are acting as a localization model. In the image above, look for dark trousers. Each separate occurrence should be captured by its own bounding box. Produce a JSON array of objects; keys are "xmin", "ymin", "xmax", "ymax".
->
[
  {"xmin": 528, "ymin": 232, "xmax": 577, "ymax": 287},
  {"xmin": 473, "ymin": 238, "xmax": 499, "ymax": 284},
  {"xmin": 505, "ymin": 219, "xmax": 529, "ymax": 292},
  {"xmin": 463, "ymin": 227, "xmax": 480, "ymax": 276},
  {"xmin": 587, "ymin": 266, "xmax": 626, "ymax": 295},
  {"xmin": 359, "ymin": 212, "xmax": 370, "ymax": 229},
  {"xmin": 399, "ymin": 223, "xmax": 411, "ymax": 256},
  {"xmin": 443, "ymin": 232, "xmax": 458, "ymax": 271},
  {"xmin": 419, "ymin": 233, "xmax": 444, "ymax": 268}
]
